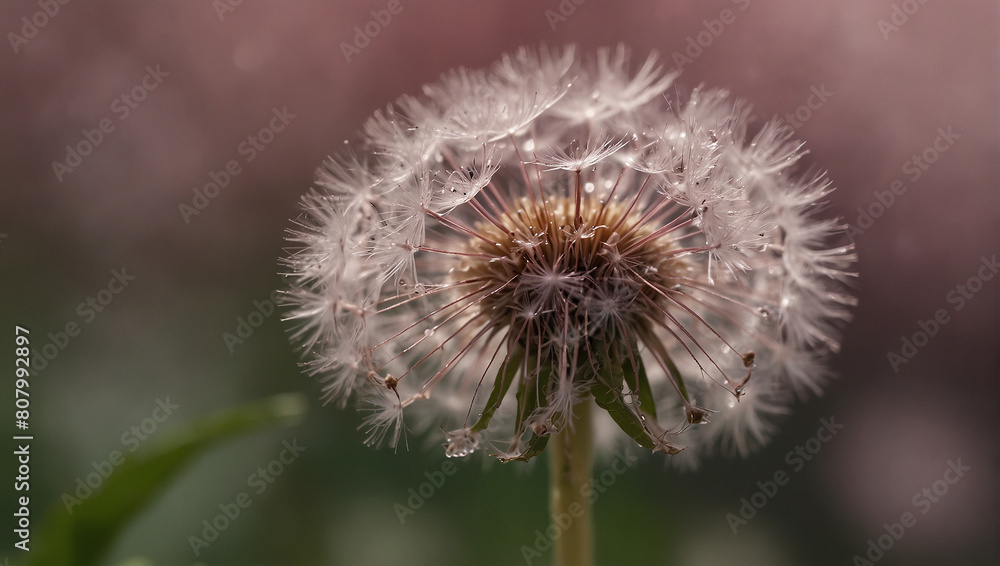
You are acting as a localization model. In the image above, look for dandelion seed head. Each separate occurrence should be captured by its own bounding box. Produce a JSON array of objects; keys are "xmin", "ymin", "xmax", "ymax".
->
[{"xmin": 281, "ymin": 45, "xmax": 856, "ymax": 464}]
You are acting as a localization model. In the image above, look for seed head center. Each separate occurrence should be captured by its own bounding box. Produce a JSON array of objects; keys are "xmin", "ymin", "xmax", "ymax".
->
[{"xmin": 462, "ymin": 195, "xmax": 685, "ymax": 339}]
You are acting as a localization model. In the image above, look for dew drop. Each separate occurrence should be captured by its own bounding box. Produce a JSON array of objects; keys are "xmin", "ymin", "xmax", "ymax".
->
[
  {"xmin": 413, "ymin": 283, "xmax": 426, "ymax": 295},
  {"xmin": 444, "ymin": 429, "xmax": 480, "ymax": 458},
  {"xmin": 584, "ymin": 182, "xmax": 595, "ymax": 193},
  {"xmin": 424, "ymin": 328, "xmax": 435, "ymax": 337},
  {"xmin": 523, "ymin": 139, "xmax": 535, "ymax": 152}
]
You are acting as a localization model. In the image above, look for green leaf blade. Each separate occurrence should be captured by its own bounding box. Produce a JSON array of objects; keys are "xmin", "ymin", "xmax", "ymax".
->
[{"xmin": 31, "ymin": 392, "xmax": 308, "ymax": 566}]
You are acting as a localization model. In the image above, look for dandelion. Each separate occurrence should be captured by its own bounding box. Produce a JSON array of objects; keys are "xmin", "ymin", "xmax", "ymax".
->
[{"xmin": 281, "ymin": 44, "xmax": 855, "ymax": 565}]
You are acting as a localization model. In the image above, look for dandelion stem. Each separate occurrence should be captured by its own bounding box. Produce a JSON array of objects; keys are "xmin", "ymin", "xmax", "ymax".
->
[{"xmin": 549, "ymin": 398, "xmax": 594, "ymax": 566}]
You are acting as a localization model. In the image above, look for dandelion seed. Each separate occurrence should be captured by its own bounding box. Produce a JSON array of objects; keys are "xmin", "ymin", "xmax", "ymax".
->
[
  {"xmin": 536, "ymin": 133, "xmax": 629, "ymax": 172},
  {"xmin": 282, "ymin": 45, "xmax": 856, "ymax": 463}
]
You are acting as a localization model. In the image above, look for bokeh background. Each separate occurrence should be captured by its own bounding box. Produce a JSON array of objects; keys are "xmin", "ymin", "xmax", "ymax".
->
[{"xmin": 1, "ymin": 1, "xmax": 997, "ymax": 564}]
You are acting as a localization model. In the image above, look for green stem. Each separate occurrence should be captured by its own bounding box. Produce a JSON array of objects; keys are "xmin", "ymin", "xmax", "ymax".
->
[{"xmin": 549, "ymin": 399, "xmax": 594, "ymax": 566}]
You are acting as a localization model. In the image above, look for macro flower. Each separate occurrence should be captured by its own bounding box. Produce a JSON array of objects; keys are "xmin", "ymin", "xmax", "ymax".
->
[{"xmin": 282, "ymin": 45, "xmax": 856, "ymax": 464}]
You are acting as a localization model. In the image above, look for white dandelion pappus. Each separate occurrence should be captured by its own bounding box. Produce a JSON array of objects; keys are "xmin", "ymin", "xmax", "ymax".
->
[{"xmin": 281, "ymin": 45, "xmax": 856, "ymax": 464}]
